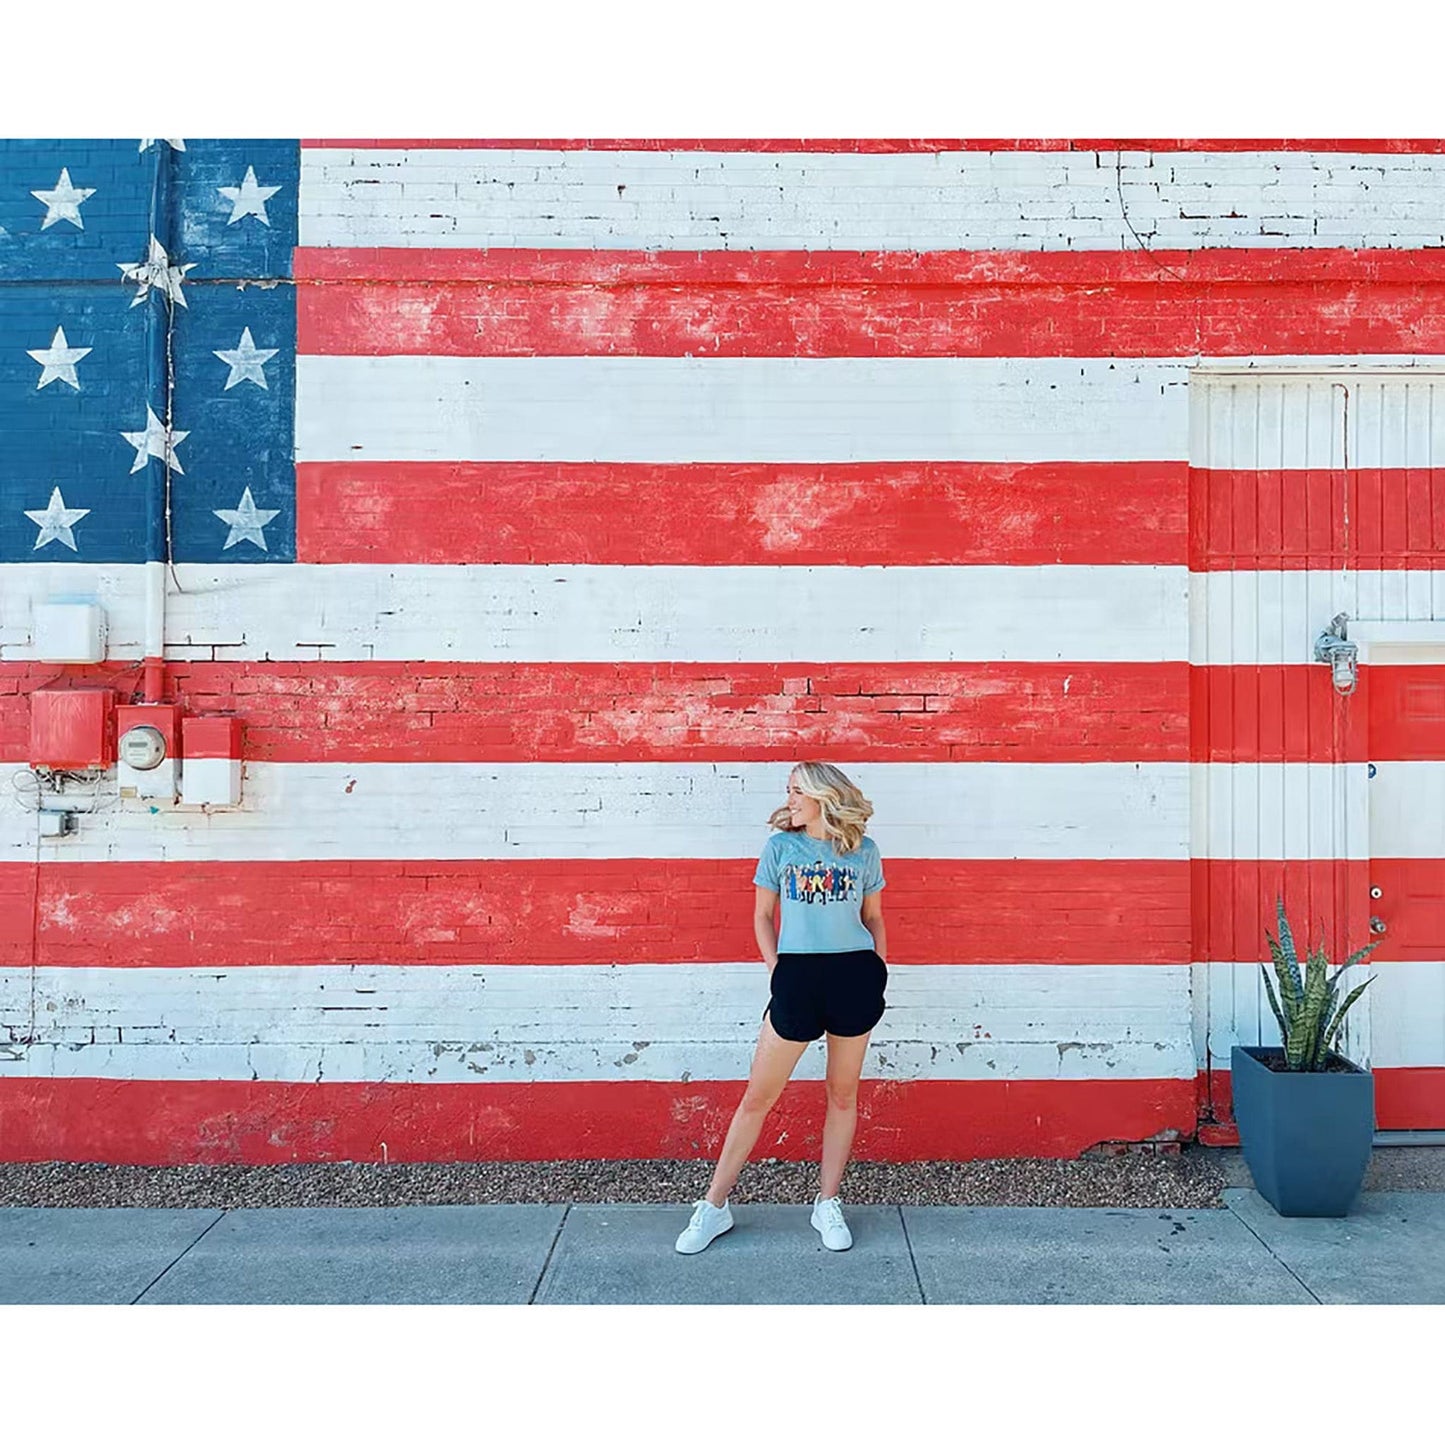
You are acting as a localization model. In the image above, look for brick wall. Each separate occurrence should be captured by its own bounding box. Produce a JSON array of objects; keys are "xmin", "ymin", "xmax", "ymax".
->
[{"xmin": 3, "ymin": 141, "xmax": 1442, "ymax": 1160}]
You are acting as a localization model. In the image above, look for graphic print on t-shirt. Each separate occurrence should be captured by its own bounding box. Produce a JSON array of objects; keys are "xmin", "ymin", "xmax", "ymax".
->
[
  {"xmin": 754, "ymin": 832, "xmax": 883, "ymax": 954},
  {"xmin": 781, "ymin": 860, "xmax": 858, "ymax": 905}
]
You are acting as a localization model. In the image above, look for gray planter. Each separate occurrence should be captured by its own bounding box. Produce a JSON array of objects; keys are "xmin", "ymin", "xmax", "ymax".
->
[{"xmin": 1231, "ymin": 1045, "xmax": 1374, "ymax": 1217}]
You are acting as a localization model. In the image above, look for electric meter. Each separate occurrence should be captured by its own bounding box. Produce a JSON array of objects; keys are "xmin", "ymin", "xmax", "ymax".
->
[{"xmin": 118, "ymin": 724, "xmax": 167, "ymax": 772}]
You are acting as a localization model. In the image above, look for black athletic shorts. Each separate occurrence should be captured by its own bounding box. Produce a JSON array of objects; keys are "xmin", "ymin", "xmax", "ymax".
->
[{"xmin": 763, "ymin": 949, "xmax": 888, "ymax": 1043}]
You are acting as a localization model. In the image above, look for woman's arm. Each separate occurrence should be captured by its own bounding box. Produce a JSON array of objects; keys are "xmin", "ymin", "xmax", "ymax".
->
[
  {"xmin": 753, "ymin": 887, "xmax": 780, "ymax": 974},
  {"xmin": 861, "ymin": 891, "xmax": 887, "ymax": 963}
]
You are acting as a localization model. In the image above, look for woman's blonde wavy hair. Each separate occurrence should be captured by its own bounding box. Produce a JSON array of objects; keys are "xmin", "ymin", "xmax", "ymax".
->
[{"xmin": 766, "ymin": 761, "xmax": 874, "ymax": 854}]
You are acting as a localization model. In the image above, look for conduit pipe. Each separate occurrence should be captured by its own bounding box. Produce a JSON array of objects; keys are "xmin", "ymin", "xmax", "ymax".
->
[{"xmin": 140, "ymin": 144, "xmax": 175, "ymax": 705}]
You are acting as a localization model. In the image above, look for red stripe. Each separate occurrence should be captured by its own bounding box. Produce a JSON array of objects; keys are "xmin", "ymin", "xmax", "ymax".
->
[
  {"xmin": 1191, "ymin": 470, "xmax": 1445, "ymax": 570},
  {"xmin": 295, "ymin": 461, "xmax": 1186, "ymax": 567},
  {"xmin": 296, "ymin": 254, "xmax": 1445, "ymax": 360},
  {"xmin": 0, "ymin": 852, "xmax": 1327, "ymax": 972},
  {"xmin": 1368, "ymin": 859, "xmax": 1445, "ymax": 963},
  {"xmin": 1190, "ymin": 664, "xmax": 1445, "ymax": 765},
  {"xmin": 1191, "ymin": 859, "xmax": 1372, "ymax": 962},
  {"xmin": 0, "ymin": 863, "xmax": 36, "ymax": 960},
  {"xmin": 0, "ymin": 1076, "xmax": 1200, "ymax": 1163},
  {"xmin": 27, "ymin": 1070, "xmax": 1426, "ymax": 1157},
  {"xmin": 1190, "ymin": 666, "xmax": 1369, "ymax": 763},
  {"xmin": 299, "ymin": 139, "xmax": 1445, "ymax": 154},
  {"xmin": 1375, "ymin": 1068, "xmax": 1445, "ymax": 1130},
  {"xmin": 6, "ymin": 858, "xmax": 1190, "ymax": 968},
  {"xmin": 0, "ymin": 659, "xmax": 1189, "ymax": 765},
  {"xmin": 294, "ymin": 247, "xmax": 1445, "ymax": 286},
  {"xmin": 9, "ymin": 662, "xmax": 1437, "ymax": 767},
  {"xmin": 1189, "ymin": 862, "xmax": 1445, "ymax": 970},
  {"xmin": 1369, "ymin": 667, "xmax": 1445, "ymax": 760},
  {"xmin": 1200, "ymin": 1065, "xmax": 1445, "ymax": 1132}
]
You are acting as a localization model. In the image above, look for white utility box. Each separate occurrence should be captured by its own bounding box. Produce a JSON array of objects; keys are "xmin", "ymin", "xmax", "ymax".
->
[
  {"xmin": 34, "ymin": 601, "xmax": 106, "ymax": 663},
  {"xmin": 180, "ymin": 716, "xmax": 243, "ymax": 807}
]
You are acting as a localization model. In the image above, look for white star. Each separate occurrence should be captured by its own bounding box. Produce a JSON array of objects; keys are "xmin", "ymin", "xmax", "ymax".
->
[
  {"xmin": 27, "ymin": 327, "xmax": 93, "ymax": 391},
  {"xmin": 24, "ymin": 488, "xmax": 91, "ymax": 552},
  {"xmin": 217, "ymin": 166, "xmax": 281, "ymax": 226},
  {"xmin": 138, "ymin": 138, "xmax": 186, "ymax": 152},
  {"xmin": 213, "ymin": 327, "xmax": 279, "ymax": 390},
  {"xmin": 31, "ymin": 169, "xmax": 96, "ymax": 230},
  {"xmin": 213, "ymin": 487, "xmax": 280, "ymax": 551},
  {"xmin": 121, "ymin": 407, "xmax": 188, "ymax": 475},
  {"xmin": 117, "ymin": 236, "xmax": 196, "ymax": 308}
]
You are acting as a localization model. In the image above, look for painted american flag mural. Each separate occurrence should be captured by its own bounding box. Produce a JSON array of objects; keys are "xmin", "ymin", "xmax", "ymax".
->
[{"xmin": 1, "ymin": 138, "xmax": 1443, "ymax": 1163}]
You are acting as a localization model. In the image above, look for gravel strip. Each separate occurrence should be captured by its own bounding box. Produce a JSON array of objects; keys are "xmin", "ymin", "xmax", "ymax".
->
[
  {"xmin": 0, "ymin": 1149, "xmax": 1229, "ymax": 1210},
  {"xmin": 3, "ymin": 1147, "xmax": 1435, "ymax": 1211}
]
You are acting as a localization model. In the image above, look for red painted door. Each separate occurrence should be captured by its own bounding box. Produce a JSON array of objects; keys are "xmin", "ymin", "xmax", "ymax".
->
[{"xmin": 1367, "ymin": 654, "xmax": 1445, "ymax": 1129}]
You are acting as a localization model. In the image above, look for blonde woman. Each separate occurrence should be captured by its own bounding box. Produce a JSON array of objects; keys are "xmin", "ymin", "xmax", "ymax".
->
[{"xmin": 676, "ymin": 761, "xmax": 887, "ymax": 1254}]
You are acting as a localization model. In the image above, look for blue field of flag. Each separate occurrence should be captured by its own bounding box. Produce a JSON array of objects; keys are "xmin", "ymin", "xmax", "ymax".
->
[{"xmin": 0, "ymin": 139, "xmax": 299, "ymax": 564}]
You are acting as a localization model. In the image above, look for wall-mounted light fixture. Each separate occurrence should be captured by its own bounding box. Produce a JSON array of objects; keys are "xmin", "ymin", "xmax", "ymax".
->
[{"xmin": 1313, "ymin": 612, "xmax": 1358, "ymax": 695}]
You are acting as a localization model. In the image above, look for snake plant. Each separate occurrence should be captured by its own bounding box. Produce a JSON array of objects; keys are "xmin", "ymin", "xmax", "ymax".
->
[{"xmin": 1261, "ymin": 898, "xmax": 1379, "ymax": 1071}]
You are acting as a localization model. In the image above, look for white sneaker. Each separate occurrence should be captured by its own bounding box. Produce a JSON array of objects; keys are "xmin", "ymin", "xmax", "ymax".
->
[
  {"xmin": 675, "ymin": 1198, "xmax": 733, "ymax": 1254},
  {"xmin": 811, "ymin": 1193, "xmax": 853, "ymax": 1251}
]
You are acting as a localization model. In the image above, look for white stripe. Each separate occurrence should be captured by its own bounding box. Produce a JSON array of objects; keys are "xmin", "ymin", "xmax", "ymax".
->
[
  {"xmin": 13, "ymin": 563, "xmax": 1441, "ymax": 669},
  {"xmin": 0, "ymin": 962, "xmax": 1196, "ymax": 1084},
  {"xmin": 0, "ymin": 760, "xmax": 1192, "ymax": 862},
  {"xmin": 1193, "ymin": 960, "xmax": 1445, "ymax": 1070},
  {"xmin": 1353, "ymin": 623, "xmax": 1445, "ymax": 666},
  {"xmin": 295, "ymin": 355, "xmax": 1191, "ymax": 464},
  {"xmin": 298, "ymin": 148, "xmax": 1445, "ymax": 253},
  {"xmin": 4, "ymin": 760, "xmax": 1420, "ymax": 863},
  {"xmin": 0, "ymin": 563, "xmax": 1188, "ymax": 663},
  {"xmin": 1370, "ymin": 762, "xmax": 1445, "ymax": 858},
  {"xmin": 295, "ymin": 355, "xmax": 1445, "ymax": 467},
  {"xmin": 1190, "ymin": 763, "xmax": 1369, "ymax": 860},
  {"xmin": 1194, "ymin": 960, "xmax": 1292, "ymax": 1067},
  {"xmin": 1191, "ymin": 371, "xmax": 1445, "ymax": 470},
  {"xmin": 1189, "ymin": 571, "xmax": 1445, "ymax": 665},
  {"xmin": 1370, "ymin": 959, "xmax": 1445, "ymax": 1069}
]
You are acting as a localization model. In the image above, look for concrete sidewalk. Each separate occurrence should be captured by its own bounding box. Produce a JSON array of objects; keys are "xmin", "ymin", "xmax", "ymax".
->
[{"xmin": 3, "ymin": 1189, "xmax": 1443, "ymax": 1304}]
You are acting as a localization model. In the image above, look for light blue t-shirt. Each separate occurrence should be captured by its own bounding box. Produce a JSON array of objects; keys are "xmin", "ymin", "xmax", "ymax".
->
[{"xmin": 752, "ymin": 830, "xmax": 885, "ymax": 954}]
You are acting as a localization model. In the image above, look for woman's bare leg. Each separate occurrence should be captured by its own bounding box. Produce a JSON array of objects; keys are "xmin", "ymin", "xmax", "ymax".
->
[
  {"xmin": 819, "ymin": 1029, "xmax": 872, "ymax": 1199},
  {"xmin": 704, "ymin": 1014, "xmax": 809, "ymax": 1206}
]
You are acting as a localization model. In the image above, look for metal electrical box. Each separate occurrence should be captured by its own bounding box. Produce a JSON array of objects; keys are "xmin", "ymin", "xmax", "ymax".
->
[
  {"xmin": 116, "ymin": 703, "xmax": 183, "ymax": 799},
  {"xmin": 181, "ymin": 715, "xmax": 243, "ymax": 806},
  {"xmin": 29, "ymin": 689, "xmax": 116, "ymax": 770}
]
